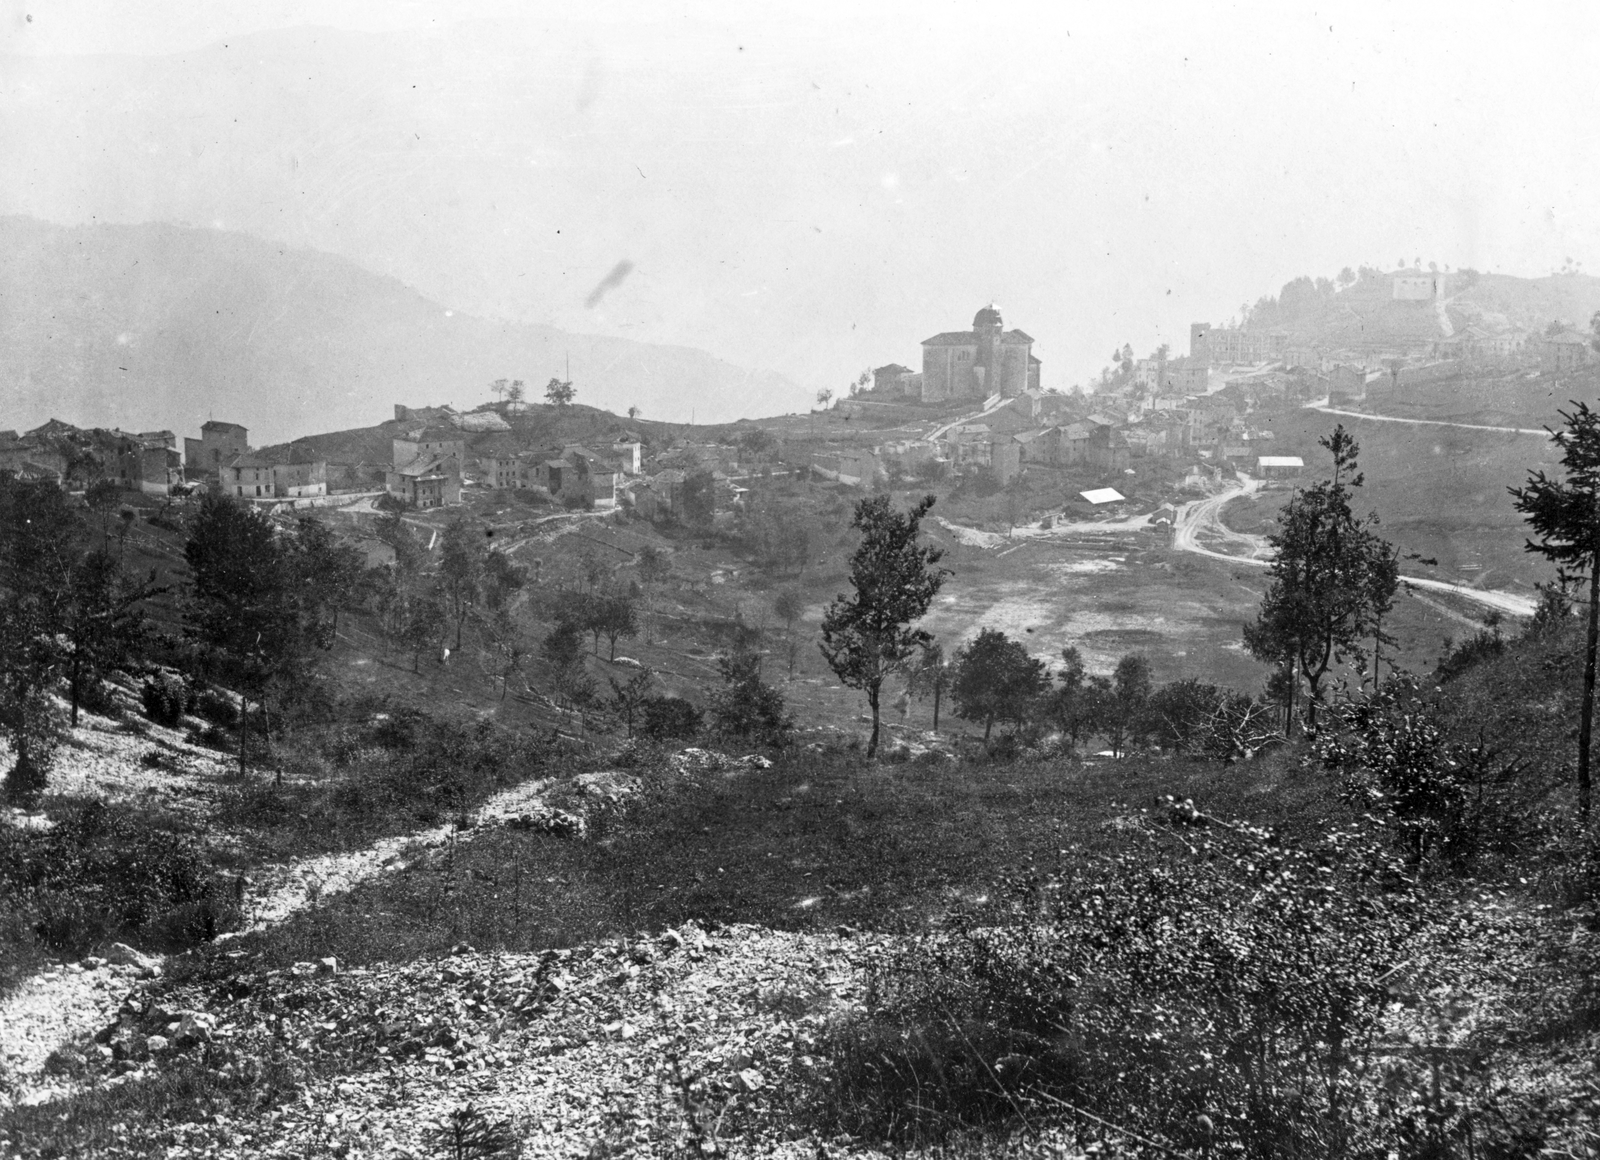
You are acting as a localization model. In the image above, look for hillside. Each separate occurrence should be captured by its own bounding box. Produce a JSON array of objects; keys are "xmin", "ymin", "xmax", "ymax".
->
[
  {"xmin": 1239, "ymin": 266, "xmax": 1600, "ymax": 351},
  {"xmin": 0, "ymin": 218, "xmax": 806, "ymax": 444}
]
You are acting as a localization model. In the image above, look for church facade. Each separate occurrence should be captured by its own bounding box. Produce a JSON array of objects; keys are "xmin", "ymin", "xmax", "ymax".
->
[{"xmin": 919, "ymin": 305, "xmax": 1040, "ymax": 402}]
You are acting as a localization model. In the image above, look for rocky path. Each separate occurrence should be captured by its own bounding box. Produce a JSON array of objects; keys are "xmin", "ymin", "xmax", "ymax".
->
[{"xmin": 0, "ymin": 755, "xmax": 597, "ymax": 1107}]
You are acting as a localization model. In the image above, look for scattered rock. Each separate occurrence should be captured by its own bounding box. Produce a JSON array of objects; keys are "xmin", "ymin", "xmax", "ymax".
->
[
  {"xmin": 103, "ymin": 943, "xmax": 158, "ymax": 972},
  {"xmin": 318, "ymin": 956, "xmax": 340, "ymax": 975}
]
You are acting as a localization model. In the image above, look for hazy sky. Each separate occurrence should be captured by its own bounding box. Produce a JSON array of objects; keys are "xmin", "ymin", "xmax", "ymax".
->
[{"xmin": 5, "ymin": 1, "xmax": 1599, "ymax": 417}]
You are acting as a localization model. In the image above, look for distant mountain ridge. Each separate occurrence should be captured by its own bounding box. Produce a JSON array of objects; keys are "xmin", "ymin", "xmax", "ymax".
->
[{"xmin": 0, "ymin": 218, "xmax": 807, "ymax": 445}]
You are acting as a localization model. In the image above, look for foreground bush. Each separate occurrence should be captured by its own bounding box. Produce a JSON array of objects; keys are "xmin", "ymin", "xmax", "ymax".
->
[
  {"xmin": 0, "ymin": 799, "xmax": 240, "ymax": 960},
  {"xmin": 814, "ymin": 812, "xmax": 1443, "ymax": 1156}
]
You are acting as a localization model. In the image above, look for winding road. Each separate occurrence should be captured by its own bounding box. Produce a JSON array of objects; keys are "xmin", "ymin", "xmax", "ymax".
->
[
  {"xmin": 1173, "ymin": 476, "xmax": 1537, "ymax": 617},
  {"xmin": 1306, "ymin": 403, "xmax": 1549, "ymax": 438}
]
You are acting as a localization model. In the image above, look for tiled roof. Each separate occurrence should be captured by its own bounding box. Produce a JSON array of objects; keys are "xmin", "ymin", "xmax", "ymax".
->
[{"xmin": 921, "ymin": 328, "xmax": 1035, "ymax": 346}]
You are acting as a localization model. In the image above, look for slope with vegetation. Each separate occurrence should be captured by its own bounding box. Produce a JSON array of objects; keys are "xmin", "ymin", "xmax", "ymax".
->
[{"xmin": 4, "ymin": 408, "xmax": 1600, "ymax": 1157}]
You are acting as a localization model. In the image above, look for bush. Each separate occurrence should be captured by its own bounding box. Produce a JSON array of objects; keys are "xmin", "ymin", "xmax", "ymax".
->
[
  {"xmin": 140, "ymin": 673, "xmax": 189, "ymax": 727},
  {"xmin": 1434, "ymin": 627, "xmax": 1507, "ymax": 683},
  {"xmin": 0, "ymin": 800, "xmax": 241, "ymax": 958},
  {"xmin": 640, "ymin": 696, "xmax": 702, "ymax": 741},
  {"xmin": 814, "ymin": 816, "xmax": 1430, "ymax": 1156},
  {"xmin": 194, "ymin": 689, "xmax": 240, "ymax": 728},
  {"xmin": 75, "ymin": 677, "xmax": 124, "ymax": 719},
  {"xmin": 708, "ymin": 651, "xmax": 791, "ymax": 747}
]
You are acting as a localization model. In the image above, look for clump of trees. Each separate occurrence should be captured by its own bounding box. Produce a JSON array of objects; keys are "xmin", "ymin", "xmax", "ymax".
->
[{"xmin": 0, "ymin": 477, "xmax": 157, "ymax": 802}]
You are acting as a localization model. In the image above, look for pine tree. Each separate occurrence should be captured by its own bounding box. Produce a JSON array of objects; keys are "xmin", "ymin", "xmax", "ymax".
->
[{"xmin": 1511, "ymin": 402, "xmax": 1600, "ymax": 824}]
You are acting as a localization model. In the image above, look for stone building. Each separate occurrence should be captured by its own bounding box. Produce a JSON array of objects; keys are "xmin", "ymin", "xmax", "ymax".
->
[
  {"xmin": 919, "ymin": 305, "xmax": 1041, "ymax": 402},
  {"xmin": 184, "ymin": 421, "xmax": 249, "ymax": 481}
]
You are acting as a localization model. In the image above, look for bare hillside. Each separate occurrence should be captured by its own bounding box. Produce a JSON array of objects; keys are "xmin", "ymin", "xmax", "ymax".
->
[{"xmin": 0, "ymin": 218, "xmax": 805, "ymax": 444}]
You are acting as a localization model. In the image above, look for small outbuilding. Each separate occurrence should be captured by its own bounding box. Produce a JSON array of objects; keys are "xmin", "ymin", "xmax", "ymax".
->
[{"xmin": 1256, "ymin": 456, "xmax": 1304, "ymax": 479}]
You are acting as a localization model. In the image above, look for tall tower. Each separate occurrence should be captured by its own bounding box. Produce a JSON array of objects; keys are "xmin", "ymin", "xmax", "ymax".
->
[{"xmin": 974, "ymin": 303, "xmax": 1003, "ymax": 393}]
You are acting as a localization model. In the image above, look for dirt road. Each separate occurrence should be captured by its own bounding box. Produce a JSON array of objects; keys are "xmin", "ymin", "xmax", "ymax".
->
[
  {"xmin": 1306, "ymin": 403, "xmax": 1548, "ymax": 438},
  {"xmin": 1172, "ymin": 477, "xmax": 1538, "ymax": 617}
]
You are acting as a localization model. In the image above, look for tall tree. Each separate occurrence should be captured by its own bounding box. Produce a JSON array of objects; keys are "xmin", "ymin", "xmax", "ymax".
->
[
  {"xmin": 1050, "ymin": 646, "xmax": 1092, "ymax": 752},
  {"xmin": 544, "ymin": 377, "xmax": 575, "ymax": 406},
  {"xmin": 184, "ymin": 494, "xmax": 306, "ymax": 777},
  {"xmin": 1091, "ymin": 654, "xmax": 1153, "ymax": 758},
  {"xmin": 1511, "ymin": 402, "xmax": 1600, "ymax": 824},
  {"xmin": 62, "ymin": 548, "xmax": 155, "ymax": 726},
  {"xmin": 905, "ymin": 640, "xmax": 949, "ymax": 732},
  {"xmin": 1243, "ymin": 426, "xmax": 1397, "ymax": 734},
  {"xmin": 819, "ymin": 495, "xmax": 949, "ymax": 758},
  {"xmin": 773, "ymin": 588, "xmax": 804, "ymax": 678},
  {"xmin": 0, "ymin": 477, "xmax": 79, "ymax": 801},
  {"xmin": 288, "ymin": 517, "xmax": 363, "ymax": 646},
  {"xmin": 440, "ymin": 516, "xmax": 488, "ymax": 649},
  {"xmin": 950, "ymin": 628, "xmax": 1049, "ymax": 746}
]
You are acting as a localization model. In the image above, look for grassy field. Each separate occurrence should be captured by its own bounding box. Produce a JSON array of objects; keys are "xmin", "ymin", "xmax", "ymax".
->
[{"xmin": 188, "ymin": 741, "xmax": 1346, "ymax": 974}]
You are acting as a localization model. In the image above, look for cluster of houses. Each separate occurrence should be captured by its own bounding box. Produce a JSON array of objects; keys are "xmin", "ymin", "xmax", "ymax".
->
[
  {"xmin": 818, "ymin": 354, "xmax": 1310, "ymax": 491},
  {"xmin": 0, "ymin": 421, "xmax": 184, "ymax": 493},
  {"xmin": 374, "ymin": 404, "xmax": 751, "ymax": 524}
]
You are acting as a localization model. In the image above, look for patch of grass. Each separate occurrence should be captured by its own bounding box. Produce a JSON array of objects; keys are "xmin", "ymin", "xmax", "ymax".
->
[
  {"xmin": 0, "ymin": 798, "xmax": 243, "ymax": 991},
  {"xmin": 211, "ymin": 703, "xmax": 559, "ymax": 864},
  {"xmin": 206, "ymin": 743, "xmax": 1351, "ymax": 972},
  {"xmin": 0, "ymin": 1040, "xmax": 303, "ymax": 1159}
]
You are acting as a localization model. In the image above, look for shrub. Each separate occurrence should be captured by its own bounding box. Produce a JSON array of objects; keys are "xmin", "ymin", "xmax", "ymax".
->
[
  {"xmin": 140, "ymin": 673, "xmax": 189, "ymax": 726},
  {"xmin": 640, "ymin": 696, "xmax": 702, "ymax": 741},
  {"xmin": 1433, "ymin": 627, "xmax": 1507, "ymax": 683},
  {"xmin": 194, "ymin": 688, "xmax": 240, "ymax": 728},
  {"xmin": 813, "ymin": 816, "xmax": 1430, "ymax": 1156},
  {"xmin": 75, "ymin": 676, "xmax": 124, "ymax": 719},
  {"xmin": 708, "ymin": 651, "xmax": 792, "ymax": 747},
  {"xmin": 0, "ymin": 800, "xmax": 240, "ymax": 957},
  {"xmin": 1316, "ymin": 675, "xmax": 1536, "ymax": 872}
]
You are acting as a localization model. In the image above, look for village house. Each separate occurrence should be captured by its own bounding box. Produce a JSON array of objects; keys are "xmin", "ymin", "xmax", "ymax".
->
[
  {"xmin": 989, "ymin": 436, "xmax": 1022, "ymax": 485},
  {"xmin": 810, "ymin": 447, "xmax": 880, "ymax": 485},
  {"xmin": 0, "ymin": 430, "xmax": 67, "ymax": 481},
  {"xmin": 184, "ymin": 421, "xmax": 249, "ymax": 481},
  {"xmin": 1162, "ymin": 356, "xmax": 1210, "ymax": 395},
  {"xmin": 385, "ymin": 455, "xmax": 459, "ymax": 508},
  {"xmin": 223, "ymin": 454, "xmax": 277, "ymax": 500},
  {"xmin": 872, "ymin": 363, "xmax": 914, "ymax": 394},
  {"xmin": 1541, "ymin": 330, "xmax": 1596, "ymax": 374},
  {"xmin": 112, "ymin": 432, "xmax": 183, "ymax": 495},
  {"xmin": 1189, "ymin": 322, "xmax": 1290, "ymax": 366},
  {"xmin": 392, "ymin": 426, "xmax": 466, "ymax": 470},
  {"xmin": 273, "ymin": 456, "xmax": 328, "ymax": 498},
  {"xmin": 1014, "ymin": 427, "xmax": 1059, "ymax": 466},
  {"xmin": 612, "ymin": 440, "xmax": 644, "ymax": 475},
  {"xmin": 485, "ymin": 453, "xmax": 539, "ymax": 491},
  {"xmin": 1085, "ymin": 425, "xmax": 1130, "ymax": 473}
]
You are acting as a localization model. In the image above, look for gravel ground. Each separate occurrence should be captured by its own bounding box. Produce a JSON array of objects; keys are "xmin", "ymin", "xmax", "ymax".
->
[
  {"xmin": 16, "ymin": 922, "xmax": 894, "ymax": 1158},
  {"xmin": 0, "ymin": 720, "xmax": 596, "ymax": 1110},
  {"xmin": 0, "ymin": 959, "xmax": 151, "ymax": 1106}
]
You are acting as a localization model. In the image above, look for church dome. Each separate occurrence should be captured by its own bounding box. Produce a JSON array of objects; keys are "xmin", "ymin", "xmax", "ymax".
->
[{"xmin": 973, "ymin": 304, "xmax": 1003, "ymax": 328}]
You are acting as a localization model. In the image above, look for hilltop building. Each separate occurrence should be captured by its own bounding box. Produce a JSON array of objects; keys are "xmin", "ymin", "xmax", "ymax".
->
[
  {"xmin": 184, "ymin": 421, "xmax": 249, "ymax": 481},
  {"xmin": 918, "ymin": 305, "xmax": 1041, "ymax": 402}
]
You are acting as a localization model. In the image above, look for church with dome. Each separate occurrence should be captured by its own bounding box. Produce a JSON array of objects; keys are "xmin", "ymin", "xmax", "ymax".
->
[{"xmin": 917, "ymin": 305, "xmax": 1041, "ymax": 402}]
